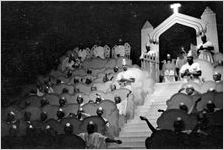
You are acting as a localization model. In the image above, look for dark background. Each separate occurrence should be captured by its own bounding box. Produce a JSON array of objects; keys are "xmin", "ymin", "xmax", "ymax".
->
[{"xmin": 1, "ymin": 1, "xmax": 223, "ymax": 99}]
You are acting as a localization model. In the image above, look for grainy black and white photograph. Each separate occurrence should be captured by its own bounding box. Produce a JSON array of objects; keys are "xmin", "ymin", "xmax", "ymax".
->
[{"xmin": 1, "ymin": 1, "xmax": 223, "ymax": 149}]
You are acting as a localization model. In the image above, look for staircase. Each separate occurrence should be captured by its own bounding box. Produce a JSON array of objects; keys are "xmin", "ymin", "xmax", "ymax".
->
[{"xmin": 108, "ymin": 81, "xmax": 184, "ymax": 149}]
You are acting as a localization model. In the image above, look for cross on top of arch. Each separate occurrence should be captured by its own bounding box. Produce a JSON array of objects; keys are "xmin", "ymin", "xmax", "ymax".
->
[{"xmin": 170, "ymin": 3, "xmax": 181, "ymax": 14}]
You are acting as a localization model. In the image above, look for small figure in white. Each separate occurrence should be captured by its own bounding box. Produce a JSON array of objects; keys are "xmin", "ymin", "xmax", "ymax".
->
[
  {"xmin": 78, "ymin": 48, "xmax": 87, "ymax": 62},
  {"xmin": 176, "ymin": 47, "xmax": 187, "ymax": 80},
  {"xmin": 93, "ymin": 45, "xmax": 105, "ymax": 59},
  {"xmin": 162, "ymin": 54, "xmax": 176, "ymax": 82}
]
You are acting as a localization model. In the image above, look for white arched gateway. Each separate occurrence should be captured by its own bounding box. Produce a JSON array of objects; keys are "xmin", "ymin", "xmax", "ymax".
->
[{"xmin": 141, "ymin": 5, "xmax": 219, "ymax": 82}]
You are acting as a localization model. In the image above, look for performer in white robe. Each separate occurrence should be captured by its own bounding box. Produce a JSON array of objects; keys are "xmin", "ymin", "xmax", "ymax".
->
[
  {"xmin": 180, "ymin": 50, "xmax": 202, "ymax": 83},
  {"xmin": 197, "ymin": 35, "xmax": 214, "ymax": 63},
  {"xmin": 163, "ymin": 54, "xmax": 176, "ymax": 82},
  {"xmin": 93, "ymin": 46, "xmax": 105, "ymax": 59}
]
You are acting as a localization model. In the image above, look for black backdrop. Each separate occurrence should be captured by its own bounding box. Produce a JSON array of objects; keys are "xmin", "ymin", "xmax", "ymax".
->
[{"xmin": 1, "ymin": 1, "xmax": 223, "ymax": 100}]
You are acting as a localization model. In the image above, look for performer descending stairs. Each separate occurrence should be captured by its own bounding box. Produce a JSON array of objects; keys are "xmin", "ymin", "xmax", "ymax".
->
[{"xmin": 108, "ymin": 81, "xmax": 184, "ymax": 149}]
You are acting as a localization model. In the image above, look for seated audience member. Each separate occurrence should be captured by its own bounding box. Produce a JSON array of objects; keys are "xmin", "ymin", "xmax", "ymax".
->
[
  {"xmin": 64, "ymin": 123, "xmax": 74, "ymax": 135},
  {"xmin": 85, "ymin": 78, "xmax": 92, "ymax": 85},
  {"xmin": 197, "ymin": 35, "xmax": 214, "ymax": 63},
  {"xmin": 57, "ymin": 108, "xmax": 65, "ymax": 121},
  {"xmin": 78, "ymin": 121, "xmax": 122, "ymax": 149},
  {"xmin": 76, "ymin": 95, "xmax": 84, "ymax": 107},
  {"xmin": 213, "ymin": 72, "xmax": 222, "ymax": 82},
  {"xmin": 179, "ymin": 51, "xmax": 202, "ymax": 83},
  {"xmin": 176, "ymin": 48, "xmax": 187, "ymax": 79},
  {"xmin": 44, "ymin": 125, "xmax": 57, "ymax": 136},
  {"xmin": 59, "ymin": 97, "xmax": 66, "ymax": 107},
  {"xmin": 179, "ymin": 103, "xmax": 188, "ymax": 113},
  {"xmin": 95, "ymin": 94, "xmax": 103, "ymax": 104},
  {"xmin": 26, "ymin": 124, "xmax": 35, "ymax": 137},
  {"xmin": 76, "ymin": 108, "xmax": 90, "ymax": 120},
  {"xmin": 96, "ymin": 107, "xmax": 110, "ymax": 127},
  {"xmin": 113, "ymin": 66, "xmax": 119, "ymax": 73},
  {"xmin": 173, "ymin": 117, "xmax": 189, "ymax": 134},
  {"xmin": 205, "ymin": 100, "xmax": 220, "ymax": 113}
]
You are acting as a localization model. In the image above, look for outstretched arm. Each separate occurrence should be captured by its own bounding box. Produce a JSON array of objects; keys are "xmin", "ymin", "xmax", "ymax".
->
[
  {"xmin": 140, "ymin": 116, "xmax": 156, "ymax": 133},
  {"xmin": 105, "ymin": 138, "xmax": 122, "ymax": 144}
]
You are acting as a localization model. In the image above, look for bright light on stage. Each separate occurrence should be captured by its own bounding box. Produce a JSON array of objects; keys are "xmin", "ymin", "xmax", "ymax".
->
[{"xmin": 170, "ymin": 3, "xmax": 181, "ymax": 14}]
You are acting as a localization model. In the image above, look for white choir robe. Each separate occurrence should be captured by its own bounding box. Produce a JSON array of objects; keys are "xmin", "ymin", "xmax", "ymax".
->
[{"xmin": 93, "ymin": 46, "xmax": 105, "ymax": 59}]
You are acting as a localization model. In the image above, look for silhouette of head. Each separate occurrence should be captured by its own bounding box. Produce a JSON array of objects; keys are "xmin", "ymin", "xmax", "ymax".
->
[
  {"xmin": 206, "ymin": 100, "xmax": 216, "ymax": 113},
  {"xmin": 87, "ymin": 121, "xmax": 95, "ymax": 134},
  {"xmin": 64, "ymin": 123, "xmax": 73, "ymax": 135},
  {"xmin": 95, "ymin": 95, "xmax": 102, "ymax": 103},
  {"xmin": 57, "ymin": 108, "xmax": 65, "ymax": 120},
  {"xmin": 173, "ymin": 117, "xmax": 185, "ymax": 132},
  {"xmin": 76, "ymin": 95, "xmax": 84, "ymax": 104},
  {"xmin": 179, "ymin": 103, "xmax": 188, "ymax": 113},
  {"xmin": 96, "ymin": 107, "xmax": 104, "ymax": 117},
  {"xmin": 114, "ymin": 66, "xmax": 119, "ymax": 73},
  {"xmin": 59, "ymin": 97, "xmax": 66, "ymax": 107},
  {"xmin": 26, "ymin": 124, "xmax": 35, "ymax": 136},
  {"xmin": 114, "ymin": 96, "xmax": 121, "ymax": 104},
  {"xmin": 213, "ymin": 72, "xmax": 222, "ymax": 82},
  {"xmin": 186, "ymin": 85, "xmax": 194, "ymax": 95},
  {"xmin": 122, "ymin": 65, "xmax": 128, "ymax": 71}
]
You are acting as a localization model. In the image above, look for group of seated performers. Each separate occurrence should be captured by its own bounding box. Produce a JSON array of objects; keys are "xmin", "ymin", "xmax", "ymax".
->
[
  {"xmin": 161, "ymin": 34, "xmax": 222, "ymax": 83},
  {"xmin": 140, "ymin": 79, "xmax": 223, "ymax": 149},
  {"xmin": 2, "ymin": 40, "xmax": 155, "ymax": 149},
  {"xmin": 2, "ymin": 35, "xmax": 222, "ymax": 149}
]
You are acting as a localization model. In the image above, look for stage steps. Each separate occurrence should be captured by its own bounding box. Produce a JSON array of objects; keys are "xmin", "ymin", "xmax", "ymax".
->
[{"xmin": 108, "ymin": 81, "xmax": 184, "ymax": 149}]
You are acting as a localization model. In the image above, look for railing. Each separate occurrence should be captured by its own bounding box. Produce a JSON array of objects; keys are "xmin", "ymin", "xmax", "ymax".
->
[{"xmin": 141, "ymin": 53, "xmax": 160, "ymax": 82}]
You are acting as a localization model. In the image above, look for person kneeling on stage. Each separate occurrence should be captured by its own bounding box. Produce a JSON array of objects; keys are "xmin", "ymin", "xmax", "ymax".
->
[{"xmin": 179, "ymin": 50, "xmax": 202, "ymax": 83}]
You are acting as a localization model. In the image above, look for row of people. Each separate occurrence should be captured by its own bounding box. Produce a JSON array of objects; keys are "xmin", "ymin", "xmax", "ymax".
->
[
  {"xmin": 2, "ymin": 120, "xmax": 122, "ymax": 149},
  {"xmin": 61, "ymin": 42, "xmax": 131, "ymax": 72}
]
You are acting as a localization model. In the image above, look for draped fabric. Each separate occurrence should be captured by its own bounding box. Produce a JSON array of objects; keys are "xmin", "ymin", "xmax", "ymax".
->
[
  {"xmin": 197, "ymin": 41, "xmax": 214, "ymax": 63},
  {"xmin": 78, "ymin": 132, "xmax": 107, "ymax": 149},
  {"xmin": 116, "ymin": 98, "xmax": 128, "ymax": 115}
]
